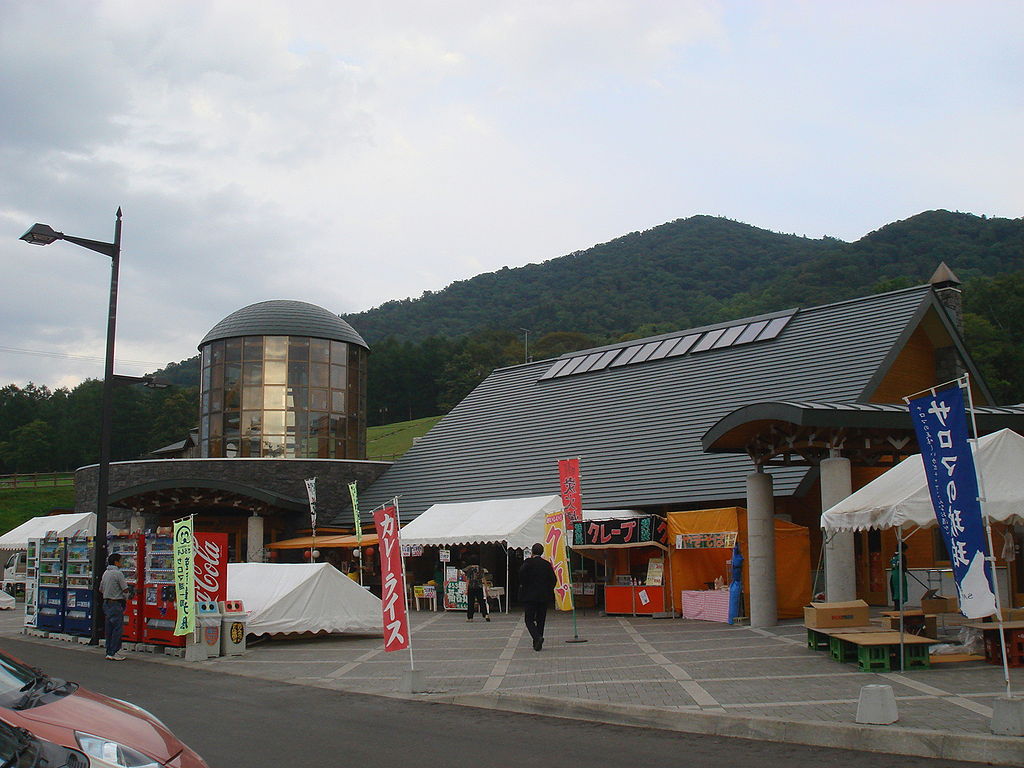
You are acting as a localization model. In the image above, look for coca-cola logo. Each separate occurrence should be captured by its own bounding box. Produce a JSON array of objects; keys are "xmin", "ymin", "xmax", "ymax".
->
[{"xmin": 193, "ymin": 534, "xmax": 226, "ymax": 603}]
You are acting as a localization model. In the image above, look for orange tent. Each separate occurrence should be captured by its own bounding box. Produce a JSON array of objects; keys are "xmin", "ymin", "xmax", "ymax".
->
[{"xmin": 667, "ymin": 508, "xmax": 810, "ymax": 620}]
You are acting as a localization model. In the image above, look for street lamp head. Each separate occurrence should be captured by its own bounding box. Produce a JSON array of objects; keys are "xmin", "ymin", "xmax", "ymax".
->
[{"xmin": 19, "ymin": 223, "xmax": 62, "ymax": 246}]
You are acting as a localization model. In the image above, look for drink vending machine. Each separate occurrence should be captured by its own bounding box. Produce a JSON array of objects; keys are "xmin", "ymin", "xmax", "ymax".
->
[
  {"xmin": 23, "ymin": 539, "xmax": 38, "ymax": 628},
  {"xmin": 108, "ymin": 533, "xmax": 145, "ymax": 641},
  {"xmin": 62, "ymin": 535, "xmax": 95, "ymax": 636},
  {"xmin": 35, "ymin": 536, "xmax": 65, "ymax": 632},
  {"xmin": 143, "ymin": 532, "xmax": 228, "ymax": 647}
]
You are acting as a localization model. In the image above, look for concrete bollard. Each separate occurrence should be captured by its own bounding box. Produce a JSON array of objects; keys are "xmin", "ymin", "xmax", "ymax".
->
[
  {"xmin": 991, "ymin": 696, "xmax": 1024, "ymax": 736},
  {"xmin": 398, "ymin": 669, "xmax": 427, "ymax": 694},
  {"xmin": 856, "ymin": 684, "xmax": 899, "ymax": 725}
]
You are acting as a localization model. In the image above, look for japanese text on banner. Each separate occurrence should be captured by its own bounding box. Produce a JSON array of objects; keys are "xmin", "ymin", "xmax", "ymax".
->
[
  {"xmin": 373, "ymin": 506, "xmax": 410, "ymax": 652},
  {"xmin": 558, "ymin": 458, "xmax": 583, "ymax": 526},
  {"xmin": 544, "ymin": 509, "xmax": 573, "ymax": 611},
  {"xmin": 172, "ymin": 517, "xmax": 195, "ymax": 636},
  {"xmin": 908, "ymin": 385, "xmax": 996, "ymax": 619},
  {"xmin": 348, "ymin": 482, "xmax": 362, "ymax": 542},
  {"xmin": 304, "ymin": 478, "xmax": 317, "ymax": 532}
]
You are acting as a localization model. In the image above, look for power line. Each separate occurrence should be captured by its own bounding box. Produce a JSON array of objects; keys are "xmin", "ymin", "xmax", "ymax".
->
[{"xmin": 0, "ymin": 344, "xmax": 162, "ymax": 366}]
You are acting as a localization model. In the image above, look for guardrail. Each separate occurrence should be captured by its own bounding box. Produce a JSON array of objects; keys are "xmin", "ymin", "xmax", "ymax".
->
[{"xmin": 0, "ymin": 472, "xmax": 75, "ymax": 489}]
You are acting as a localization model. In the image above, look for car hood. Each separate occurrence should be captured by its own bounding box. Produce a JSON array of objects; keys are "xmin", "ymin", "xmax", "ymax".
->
[{"xmin": 16, "ymin": 687, "xmax": 182, "ymax": 762}]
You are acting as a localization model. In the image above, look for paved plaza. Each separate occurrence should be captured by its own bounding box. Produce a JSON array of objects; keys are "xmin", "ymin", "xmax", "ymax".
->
[{"xmin": 3, "ymin": 608, "xmax": 1022, "ymax": 765}]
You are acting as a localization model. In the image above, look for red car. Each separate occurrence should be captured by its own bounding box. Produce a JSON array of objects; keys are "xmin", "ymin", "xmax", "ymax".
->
[{"xmin": 0, "ymin": 648, "xmax": 208, "ymax": 768}]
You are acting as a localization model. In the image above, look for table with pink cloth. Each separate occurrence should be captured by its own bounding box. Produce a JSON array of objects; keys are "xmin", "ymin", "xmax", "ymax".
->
[{"xmin": 680, "ymin": 589, "xmax": 730, "ymax": 622}]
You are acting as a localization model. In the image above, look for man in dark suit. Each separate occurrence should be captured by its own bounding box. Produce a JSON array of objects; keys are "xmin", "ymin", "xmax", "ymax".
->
[{"xmin": 518, "ymin": 542, "xmax": 556, "ymax": 651}]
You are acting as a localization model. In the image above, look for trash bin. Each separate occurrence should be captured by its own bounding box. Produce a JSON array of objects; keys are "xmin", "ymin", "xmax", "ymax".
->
[
  {"xmin": 196, "ymin": 601, "xmax": 222, "ymax": 659},
  {"xmin": 219, "ymin": 600, "xmax": 247, "ymax": 656}
]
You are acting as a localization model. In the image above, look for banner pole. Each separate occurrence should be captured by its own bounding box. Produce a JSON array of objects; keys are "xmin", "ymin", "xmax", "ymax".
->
[
  {"xmin": 394, "ymin": 499, "xmax": 415, "ymax": 673},
  {"xmin": 962, "ymin": 376, "xmax": 1012, "ymax": 697}
]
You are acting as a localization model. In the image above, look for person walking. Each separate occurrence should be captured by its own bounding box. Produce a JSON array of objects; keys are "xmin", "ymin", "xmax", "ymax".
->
[
  {"xmin": 518, "ymin": 543, "xmax": 556, "ymax": 651},
  {"xmin": 463, "ymin": 559, "xmax": 490, "ymax": 621},
  {"xmin": 99, "ymin": 553, "xmax": 132, "ymax": 661}
]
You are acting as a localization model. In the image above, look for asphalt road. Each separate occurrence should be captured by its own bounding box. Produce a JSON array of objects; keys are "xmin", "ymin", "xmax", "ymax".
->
[{"xmin": 0, "ymin": 638, "xmax": 984, "ymax": 768}]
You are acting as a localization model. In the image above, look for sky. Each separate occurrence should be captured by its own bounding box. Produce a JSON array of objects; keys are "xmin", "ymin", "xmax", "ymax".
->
[{"xmin": 1, "ymin": 1, "xmax": 1021, "ymax": 390}]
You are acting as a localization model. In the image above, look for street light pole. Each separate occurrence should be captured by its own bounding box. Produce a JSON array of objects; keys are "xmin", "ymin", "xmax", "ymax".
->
[{"xmin": 20, "ymin": 208, "xmax": 122, "ymax": 645}]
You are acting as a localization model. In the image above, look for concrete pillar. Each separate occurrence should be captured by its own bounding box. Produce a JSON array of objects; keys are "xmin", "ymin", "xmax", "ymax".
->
[
  {"xmin": 129, "ymin": 514, "xmax": 145, "ymax": 533},
  {"xmin": 247, "ymin": 514, "xmax": 264, "ymax": 562},
  {"xmin": 746, "ymin": 470, "xmax": 777, "ymax": 628},
  {"xmin": 821, "ymin": 456, "xmax": 856, "ymax": 602}
]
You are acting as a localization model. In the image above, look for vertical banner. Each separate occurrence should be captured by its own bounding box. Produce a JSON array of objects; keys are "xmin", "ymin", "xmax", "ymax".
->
[
  {"xmin": 304, "ymin": 477, "xmax": 317, "ymax": 533},
  {"xmin": 558, "ymin": 458, "xmax": 583, "ymax": 526},
  {"xmin": 908, "ymin": 385, "xmax": 996, "ymax": 619},
  {"xmin": 193, "ymin": 532, "xmax": 228, "ymax": 604},
  {"xmin": 544, "ymin": 509, "xmax": 573, "ymax": 611},
  {"xmin": 172, "ymin": 517, "xmax": 195, "ymax": 636},
  {"xmin": 348, "ymin": 482, "xmax": 362, "ymax": 542},
  {"xmin": 373, "ymin": 505, "xmax": 410, "ymax": 652}
]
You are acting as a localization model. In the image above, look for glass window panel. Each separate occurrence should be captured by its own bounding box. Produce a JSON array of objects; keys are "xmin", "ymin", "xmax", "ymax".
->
[
  {"xmin": 264, "ymin": 361, "xmax": 287, "ymax": 385},
  {"xmin": 243, "ymin": 337, "xmax": 263, "ymax": 360},
  {"xmin": 201, "ymin": 392, "xmax": 210, "ymax": 414},
  {"xmin": 202, "ymin": 365, "xmax": 211, "ymax": 389},
  {"xmin": 330, "ymin": 365, "xmax": 346, "ymax": 389},
  {"xmin": 264, "ymin": 336, "xmax": 287, "ymax": 359},
  {"xmin": 289, "ymin": 337, "xmax": 309, "ymax": 361},
  {"xmin": 242, "ymin": 411, "xmax": 262, "ymax": 434},
  {"xmin": 225, "ymin": 338, "xmax": 242, "ymax": 362},
  {"xmin": 648, "ymin": 338, "xmax": 680, "ymax": 361},
  {"xmin": 211, "ymin": 364, "xmax": 224, "ymax": 389},
  {"xmin": 210, "ymin": 341, "xmax": 224, "ymax": 365},
  {"xmin": 310, "ymin": 389, "xmax": 328, "ymax": 411},
  {"xmin": 264, "ymin": 411, "xmax": 285, "ymax": 434},
  {"xmin": 540, "ymin": 358, "xmax": 572, "ymax": 380},
  {"xmin": 208, "ymin": 438, "xmax": 222, "ymax": 457},
  {"xmin": 330, "ymin": 415, "xmax": 344, "ymax": 436},
  {"xmin": 573, "ymin": 352, "xmax": 607, "ymax": 374},
  {"xmin": 201, "ymin": 346, "xmax": 210, "ymax": 370},
  {"xmin": 630, "ymin": 342, "xmax": 663, "ymax": 364},
  {"xmin": 224, "ymin": 412, "xmax": 240, "ymax": 437},
  {"xmin": 692, "ymin": 329, "xmax": 726, "ymax": 352},
  {"xmin": 262, "ymin": 435, "xmax": 286, "ymax": 457},
  {"xmin": 330, "ymin": 341, "xmax": 348, "ymax": 366},
  {"xmin": 318, "ymin": 438, "xmax": 330, "ymax": 458},
  {"xmin": 243, "ymin": 362, "xmax": 263, "ymax": 386},
  {"xmin": 210, "ymin": 416, "xmax": 223, "ymax": 437},
  {"xmin": 224, "ymin": 363, "xmax": 241, "ymax": 389},
  {"xmin": 331, "ymin": 390, "xmax": 346, "ymax": 413},
  {"xmin": 200, "ymin": 415, "xmax": 209, "ymax": 441},
  {"xmin": 224, "ymin": 386, "xmax": 241, "ymax": 410},
  {"xmin": 264, "ymin": 386, "xmax": 287, "ymax": 410},
  {"xmin": 735, "ymin": 321, "xmax": 769, "ymax": 345},
  {"xmin": 348, "ymin": 362, "xmax": 359, "ymax": 391},
  {"xmin": 286, "ymin": 410, "xmax": 298, "ymax": 429},
  {"xmin": 609, "ymin": 346, "xmax": 642, "ymax": 368},
  {"xmin": 713, "ymin": 325, "xmax": 746, "ymax": 348},
  {"xmin": 288, "ymin": 361, "xmax": 308, "ymax": 388},
  {"xmin": 666, "ymin": 334, "xmax": 700, "ymax": 358},
  {"xmin": 210, "ymin": 389, "xmax": 223, "ymax": 412},
  {"xmin": 310, "ymin": 362, "xmax": 329, "ymax": 388},
  {"xmin": 224, "ymin": 439, "xmax": 240, "ymax": 458},
  {"xmin": 757, "ymin": 315, "xmax": 792, "ymax": 340},
  {"xmin": 242, "ymin": 386, "xmax": 261, "ymax": 410},
  {"xmin": 287, "ymin": 387, "xmax": 307, "ymax": 411},
  {"xmin": 243, "ymin": 436, "xmax": 261, "ymax": 457},
  {"xmin": 310, "ymin": 338, "xmax": 330, "ymax": 362}
]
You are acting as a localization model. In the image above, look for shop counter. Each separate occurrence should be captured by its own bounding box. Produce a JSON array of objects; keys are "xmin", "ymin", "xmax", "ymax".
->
[{"xmin": 604, "ymin": 585, "xmax": 665, "ymax": 615}]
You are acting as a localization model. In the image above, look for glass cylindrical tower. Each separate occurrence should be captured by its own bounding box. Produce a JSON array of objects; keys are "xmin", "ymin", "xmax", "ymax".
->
[{"xmin": 197, "ymin": 300, "xmax": 369, "ymax": 459}]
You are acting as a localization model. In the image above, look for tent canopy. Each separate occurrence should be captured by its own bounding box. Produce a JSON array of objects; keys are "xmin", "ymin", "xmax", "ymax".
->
[
  {"xmin": 227, "ymin": 562, "xmax": 381, "ymax": 636},
  {"xmin": 399, "ymin": 495, "xmax": 643, "ymax": 550},
  {"xmin": 267, "ymin": 533, "xmax": 379, "ymax": 550},
  {"xmin": 822, "ymin": 428, "xmax": 1024, "ymax": 532},
  {"xmin": 0, "ymin": 513, "xmax": 109, "ymax": 550}
]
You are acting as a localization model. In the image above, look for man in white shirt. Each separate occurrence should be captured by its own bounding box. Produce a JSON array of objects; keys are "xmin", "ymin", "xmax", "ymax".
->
[{"xmin": 99, "ymin": 553, "xmax": 131, "ymax": 660}]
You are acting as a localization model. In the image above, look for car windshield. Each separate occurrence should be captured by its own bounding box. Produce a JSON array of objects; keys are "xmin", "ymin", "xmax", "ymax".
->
[
  {"xmin": 0, "ymin": 654, "xmax": 40, "ymax": 708},
  {"xmin": 0, "ymin": 718, "xmax": 35, "ymax": 768}
]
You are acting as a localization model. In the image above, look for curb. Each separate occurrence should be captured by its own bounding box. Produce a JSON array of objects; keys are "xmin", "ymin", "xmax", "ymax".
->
[{"xmin": 435, "ymin": 691, "xmax": 1024, "ymax": 767}]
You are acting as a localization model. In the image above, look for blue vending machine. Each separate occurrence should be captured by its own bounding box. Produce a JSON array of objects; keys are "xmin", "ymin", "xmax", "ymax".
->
[
  {"xmin": 63, "ymin": 536, "xmax": 95, "ymax": 636},
  {"xmin": 36, "ymin": 537, "xmax": 65, "ymax": 632}
]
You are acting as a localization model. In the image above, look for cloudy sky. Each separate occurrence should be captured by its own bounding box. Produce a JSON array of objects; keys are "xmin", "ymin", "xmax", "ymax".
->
[{"xmin": 1, "ymin": 1, "xmax": 1021, "ymax": 389}]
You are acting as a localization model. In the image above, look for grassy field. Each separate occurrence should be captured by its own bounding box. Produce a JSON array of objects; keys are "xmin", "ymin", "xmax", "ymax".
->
[
  {"xmin": 366, "ymin": 415, "xmax": 443, "ymax": 460},
  {"xmin": 0, "ymin": 487, "xmax": 76, "ymax": 535}
]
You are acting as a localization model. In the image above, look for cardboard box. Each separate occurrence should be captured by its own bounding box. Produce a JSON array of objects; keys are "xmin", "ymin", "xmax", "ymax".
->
[
  {"xmin": 882, "ymin": 615, "xmax": 937, "ymax": 637},
  {"xmin": 804, "ymin": 600, "xmax": 870, "ymax": 628},
  {"xmin": 920, "ymin": 596, "xmax": 959, "ymax": 614}
]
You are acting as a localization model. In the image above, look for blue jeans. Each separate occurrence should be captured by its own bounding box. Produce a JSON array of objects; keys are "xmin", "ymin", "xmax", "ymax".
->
[{"xmin": 104, "ymin": 600, "xmax": 125, "ymax": 656}]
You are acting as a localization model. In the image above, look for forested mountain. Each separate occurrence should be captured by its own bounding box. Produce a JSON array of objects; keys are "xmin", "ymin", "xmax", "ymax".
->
[{"xmin": 1, "ymin": 210, "xmax": 1021, "ymax": 472}]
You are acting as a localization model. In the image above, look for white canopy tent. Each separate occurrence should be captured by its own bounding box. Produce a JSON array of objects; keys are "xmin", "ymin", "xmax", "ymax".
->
[
  {"xmin": 821, "ymin": 428, "xmax": 1024, "ymax": 532},
  {"xmin": 227, "ymin": 563, "xmax": 382, "ymax": 637},
  {"xmin": 0, "ymin": 512, "xmax": 114, "ymax": 551}
]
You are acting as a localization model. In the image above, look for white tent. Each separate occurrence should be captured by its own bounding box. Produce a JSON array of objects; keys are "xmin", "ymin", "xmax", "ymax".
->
[
  {"xmin": 227, "ymin": 563, "xmax": 382, "ymax": 636},
  {"xmin": 821, "ymin": 428, "xmax": 1024, "ymax": 531},
  {"xmin": 0, "ymin": 513, "xmax": 104, "ymax": 550},
  {"xmin": 400, "ymin": 494, "xmax": 643, "ymax": 549}
]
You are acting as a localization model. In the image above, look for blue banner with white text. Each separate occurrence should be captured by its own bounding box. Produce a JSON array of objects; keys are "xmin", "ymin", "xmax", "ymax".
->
[{"xmin": 908, "ymin": 385, "xmax": 995, "ymax": 619}]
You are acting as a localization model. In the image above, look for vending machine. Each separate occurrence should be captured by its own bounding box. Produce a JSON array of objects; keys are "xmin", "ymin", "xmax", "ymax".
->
[
  {"xmin": 35, "ymin": 536, "xmax": 65, "ymax": 632},
  {"xmin": 108, "ymin": 533, "xmax": 145, "ymax": 641},
  {"xmin": 23, "ymin": 538, "xmax": 38, "ymax": 628},
  {"xmin": 62, "ymin": 535, "xmax": 95, "ymax": 636}
]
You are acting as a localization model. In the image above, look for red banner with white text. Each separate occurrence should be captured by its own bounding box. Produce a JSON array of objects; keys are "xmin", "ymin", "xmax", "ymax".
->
[
  {"xmin": 373, "ymin": 506, "xmax": 410, "ymax": 652},
  {"xmin": 558, "ymin": 458, "xmax": 583, "ymax": 525}
]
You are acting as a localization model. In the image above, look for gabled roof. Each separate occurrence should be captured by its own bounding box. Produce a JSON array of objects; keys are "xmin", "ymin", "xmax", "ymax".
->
[{"xmin": 356, "ymin": 284, "xmax": 962, "ymax": 521}]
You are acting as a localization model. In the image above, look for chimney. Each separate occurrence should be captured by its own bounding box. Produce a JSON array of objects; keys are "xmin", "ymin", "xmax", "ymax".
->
[{"xmin": 929, "ymin": 262, "xmax": 964, "ymax": 382}]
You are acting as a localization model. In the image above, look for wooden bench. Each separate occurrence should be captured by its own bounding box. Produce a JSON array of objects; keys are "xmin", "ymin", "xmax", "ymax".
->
[
  {"xmin": 831, "ymin": 631, "xmax": 937, "ymax": 672},
  {"xmin": 805, "ymin": 624, "xmax": 879, "ymax": 652}
]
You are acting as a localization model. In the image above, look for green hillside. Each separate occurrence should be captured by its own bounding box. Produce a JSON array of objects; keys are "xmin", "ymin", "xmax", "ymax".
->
[
  {"xmin": 367, "ymin": 416, "xmax": 443, "ymax": 460},
  {"xmin": 0, "ymin": 487, "xmax": 76, "ymax": 535}
]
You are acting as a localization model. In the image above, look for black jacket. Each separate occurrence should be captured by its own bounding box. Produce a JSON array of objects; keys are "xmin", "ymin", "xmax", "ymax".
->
[{"xmin": 518, "ymin": 555, "xmax": 556, "ymax": 603}]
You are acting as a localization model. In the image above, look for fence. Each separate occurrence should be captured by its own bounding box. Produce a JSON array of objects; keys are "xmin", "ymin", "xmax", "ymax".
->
[{"xmin": 0, "ymin": 472, "xmax": 75, "ymax": 489}]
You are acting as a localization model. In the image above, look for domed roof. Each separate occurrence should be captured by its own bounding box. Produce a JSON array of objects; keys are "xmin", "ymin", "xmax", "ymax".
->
[{"xmin": 199, "ymin": 300, "xmax": 368, "ymax": 349}]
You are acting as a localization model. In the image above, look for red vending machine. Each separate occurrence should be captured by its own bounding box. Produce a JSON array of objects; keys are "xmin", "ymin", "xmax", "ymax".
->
[
  {"xmin": 108, "ymin": 534, "xmax": 145, "ymax": 642},
  {"xmin": 143, "ymin": 532, "xmax": 228, "ymax": 647}
]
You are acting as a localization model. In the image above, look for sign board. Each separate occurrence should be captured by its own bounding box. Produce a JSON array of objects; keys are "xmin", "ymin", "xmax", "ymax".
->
[
  {"xmin": 675, "ymin": 532, "xmax": 738, "ymax": 550},
  {"xmin": 439, "ymin": 548, "xmax": 450, "ymax": 563},
  {"xmin": 646, "ymin": 558, "xmax": 664, "ymax": 586},
  {"xmin": 572, "ymin": 515, "xmax": 668, "ymax": 548}
]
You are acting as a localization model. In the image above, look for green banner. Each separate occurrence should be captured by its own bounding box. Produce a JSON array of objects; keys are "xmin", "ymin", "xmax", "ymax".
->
[
  {"xmin": 348, "ymin": 482, "xmax": 362, "ymax": 542},
  {"xmin": 173, "ymin": 517, "xmax": 195, "ymax": 636}
]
